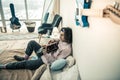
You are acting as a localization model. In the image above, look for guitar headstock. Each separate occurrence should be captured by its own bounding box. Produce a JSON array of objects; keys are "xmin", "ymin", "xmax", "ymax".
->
[{"xmin": 103, "ymin": 3, "xmax": 120, "ymax": 24}]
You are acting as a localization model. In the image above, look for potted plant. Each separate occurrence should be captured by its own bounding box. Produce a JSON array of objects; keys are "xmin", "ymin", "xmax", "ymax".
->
[{"xmin": 24, "ymin": 21, "xmax": 36, "ymax": 33}]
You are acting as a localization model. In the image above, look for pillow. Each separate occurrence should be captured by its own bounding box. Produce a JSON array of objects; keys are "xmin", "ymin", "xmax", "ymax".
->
[
  {"xmin": 50, "ymin": 59, "xmax": 67, "ymax": 71},
  {"xmin": 31, "ymin": 64, "xmax": 47, "ymax": 80},
  {"xmin": 66, "ymin": 56, "xmax": 75, "ymax": 68},
  {"xmin": 61, "ymin": 65, "xmax": 80, "ymax": 80},
  {"xmin": 40, "ymin": 65, "xmax": 52, "ymax": 80}
]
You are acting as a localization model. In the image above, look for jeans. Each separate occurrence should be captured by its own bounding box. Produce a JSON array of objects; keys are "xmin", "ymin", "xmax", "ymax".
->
[
  {"xmin": 6, "ymin": 40, "xmax": 44, "ymax": 70},
  {"xmin": 25, "ymin": 40, "xmax": 43, "ymax": 57}
]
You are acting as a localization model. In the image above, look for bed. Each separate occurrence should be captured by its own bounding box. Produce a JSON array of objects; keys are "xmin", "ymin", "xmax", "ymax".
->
[
  {"xmin": 0, "ymin": 49, "xmax": 44, "ymax": 80},
  {"xmin": 0, "ymin": 49, "xmax": 80, "ymax": 80}
]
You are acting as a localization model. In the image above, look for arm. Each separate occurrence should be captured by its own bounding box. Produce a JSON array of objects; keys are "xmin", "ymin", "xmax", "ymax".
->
[
  {"xmin": 48, "ymin": 39, "xmax": 60, "ymax": 44},
  {"xmin": 56, "ymin": 47, "xmax": 72, "ymax": 59}
]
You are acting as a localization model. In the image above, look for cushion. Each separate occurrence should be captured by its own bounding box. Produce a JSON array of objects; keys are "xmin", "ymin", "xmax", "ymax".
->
[
  {"xmin": 51, "ymin": 65, "xmax": 80, "ymax": 80},
  {"xmin": 61, "ymin": 65, "xmax": 80, "ymax": 80},
  {"xmin": 50, "ymin": 59, "xmax": 67, "ymax": 71},
  {"xmin": 31, "ymin": 64, "xmax": 47, "ymax": 80},
  {"xmin": 40, "ymin": 65, "xmax": 52, "ymax": 80},
  {"xmin": 66, "ymin": 56, "xmax": 75, "ymax": 68}
]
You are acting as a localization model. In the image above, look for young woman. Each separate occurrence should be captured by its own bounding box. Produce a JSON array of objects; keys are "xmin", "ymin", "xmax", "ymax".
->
[{"xmin": 0, "ymin": 27, "xmax": 72, "ymax": 70}]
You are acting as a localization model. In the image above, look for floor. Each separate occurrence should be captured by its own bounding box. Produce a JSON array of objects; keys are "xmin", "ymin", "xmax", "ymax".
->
[
  {"xmin": 0, "ymin": 24, "xmax": 51, "ymax": 54},
  {"xmin": 0, "ymin": 21, "xmax": 61, "ymax": 54},
  {"xmin": 0, "ymin": 38, "xmax": 52, "ymax": 54},
  {"xmin": 0, "ymin": 39, "xmax": 34, "ymax": 53}
]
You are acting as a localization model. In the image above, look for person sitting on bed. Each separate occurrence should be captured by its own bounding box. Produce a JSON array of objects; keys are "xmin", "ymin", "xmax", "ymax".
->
[{"xmin": 0, "ymin": 27, "xmax": 72, "ymax": 70}]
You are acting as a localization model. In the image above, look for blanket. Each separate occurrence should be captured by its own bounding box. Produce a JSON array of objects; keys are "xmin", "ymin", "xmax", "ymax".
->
[
  {"xmin": 0, "ymin": 49, "xmax": 80, "ymax": 80},
  {"xmin": 0, "ymin": 49, "xmax": 35, "ymax": 80}
]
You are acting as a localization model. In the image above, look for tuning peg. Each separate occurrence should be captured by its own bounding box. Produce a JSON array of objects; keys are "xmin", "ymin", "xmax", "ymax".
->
[
  {"xmin": 114, "ymin": 2, "xmax": 119, "ymax": 10},
  {"xmin": 118, "ymin": 3, "xmax": 120, "ymax": 11},
  {"xmin": 114, "ymin": 2, "xmax": 117, "ymax": 9},
  {"xmin": 113, "ymin": 2, "xmax": 116, "ymax": 8},
  {"xmin": 116, "ymin": 2, "xmax": 119, "ymax": 10}
]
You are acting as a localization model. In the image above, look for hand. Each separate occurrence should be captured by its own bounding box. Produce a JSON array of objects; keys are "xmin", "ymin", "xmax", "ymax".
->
[
  {"xmin": 42, "ymin": 48, "xmax": 47, "ymax": 54},
  {"xmin": 48, "ymin": 39, "xmax": 55, "ymax": 44},
  {"xmin": 41, "ymin": 45, "xmax": 47, "ymax": 48}
]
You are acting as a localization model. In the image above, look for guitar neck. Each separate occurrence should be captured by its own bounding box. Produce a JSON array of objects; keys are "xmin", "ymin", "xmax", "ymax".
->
[
  {"xmin": 103, "ymin": 5, "xmax": 120, "ymax": 24},
  {"xmin": 10, "ymin": 3, "xmax": 15, "ymax": 17}
]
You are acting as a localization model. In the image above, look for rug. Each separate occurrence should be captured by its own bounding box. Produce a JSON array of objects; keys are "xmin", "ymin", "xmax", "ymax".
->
[{"xmin": 0, "ymin": 33, "xmax": 38, "ymax": 41}]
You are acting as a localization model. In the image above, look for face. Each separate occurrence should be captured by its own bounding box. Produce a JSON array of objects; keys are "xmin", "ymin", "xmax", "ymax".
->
[{"xmin": 60, "ymin": 31, "xmax": 65, "ymax": 42}]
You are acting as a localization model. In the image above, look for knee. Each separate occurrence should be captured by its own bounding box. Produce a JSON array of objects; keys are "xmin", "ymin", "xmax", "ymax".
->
[{"xmin": 28, "ymin": 40, "xmax": 37, "ymax": 45}]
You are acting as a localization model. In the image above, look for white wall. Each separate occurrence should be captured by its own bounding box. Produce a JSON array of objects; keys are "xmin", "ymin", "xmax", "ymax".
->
[{"xmin": 60, "ymin": 0, "xmax": 120, "ymax": 80}]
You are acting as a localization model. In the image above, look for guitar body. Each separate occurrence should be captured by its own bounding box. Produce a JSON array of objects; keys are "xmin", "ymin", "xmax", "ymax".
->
[
  {"xmin": 81, "ymin": 0, "xmax": 92, "ymax": 27},
  {"xmin": 75, "ymin": 0, "xmax": 92, "ymax": 27},
  {"xmin": 9, "ymin": 3, "xmax": 21, "ymax": 30},
  {"xmin": 75, "ymin": 0, "xmax": 81, "ymax": 26}
]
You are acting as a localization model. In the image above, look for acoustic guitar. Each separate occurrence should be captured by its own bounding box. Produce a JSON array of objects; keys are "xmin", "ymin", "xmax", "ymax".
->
[{"xmin": 9, "ymin": 3, "xmax": 21, "ymax": 30}]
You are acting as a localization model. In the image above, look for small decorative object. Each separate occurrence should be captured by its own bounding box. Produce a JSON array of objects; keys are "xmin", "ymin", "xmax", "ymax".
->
[
  {"xmin": 24, "ymin": 21, "xmax": 36, "ymax": 33},
  {"xmin": 0, "ymin": 27, "xmax": 7, "ymax": 33}
]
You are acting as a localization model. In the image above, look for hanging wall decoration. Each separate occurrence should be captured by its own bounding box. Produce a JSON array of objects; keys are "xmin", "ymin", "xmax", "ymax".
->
[{"xmin": 75, "ymin": 0, "xmax": 92, "ymax": 27}]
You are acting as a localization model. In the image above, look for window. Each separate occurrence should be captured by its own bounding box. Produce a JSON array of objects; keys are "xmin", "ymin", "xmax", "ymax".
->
[
  {"xmin": 27, "ymin": 0, "xmax": 44, "ymax": 19},
  {"xmin": 0, "ymin": 0, "xmax": 57, "ymax": 32},
  {"xmin": 2, "ymin": 0, "xmax": 26, "ymax": 20},
  {"xmin": 1, "ymin": 0, "xmax": 44, "ymax": 20},
  {"xmin": 0, "ymin": 0, "xmax": 44, "ymax": 31}
]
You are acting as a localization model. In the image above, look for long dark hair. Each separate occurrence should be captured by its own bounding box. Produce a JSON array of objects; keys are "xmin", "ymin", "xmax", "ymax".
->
[{"xmin": 61, "ymin": 27, "xmax": 72, "ymax": 43}]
